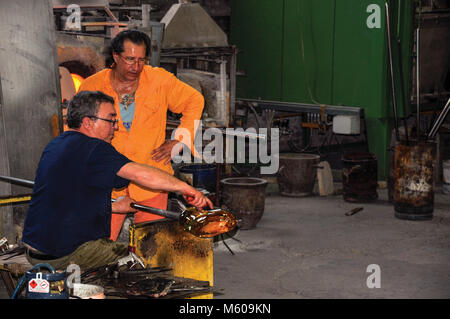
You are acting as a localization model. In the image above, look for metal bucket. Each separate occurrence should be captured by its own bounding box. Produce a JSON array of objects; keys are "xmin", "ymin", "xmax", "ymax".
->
[
  {"xmin": 276, "ymin": 153, "xmax": 320, "ymax": 197},
  {"xmin": 220, "ymin": 177, "xmax": 267, "ymax": 230},
  {"xmin": 71, "ymin": 283, "xmax": 105, "ymax": 299},
  {"xmin": 342, "ymin": 152, "xmax": 378, "ymax": 202},
  {"xmin": 393, "ymin": 141, "xmax": 436, "ymax": 220}
]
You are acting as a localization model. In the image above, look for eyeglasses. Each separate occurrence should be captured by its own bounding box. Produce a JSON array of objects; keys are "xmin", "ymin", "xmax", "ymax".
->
[
  {"xmin": 119, "ymin": 54, "xmax": 147, "ymax": 65},
  {"xmin": 89, "ymin": 116, "xmax": 119, "ymax": 126}
]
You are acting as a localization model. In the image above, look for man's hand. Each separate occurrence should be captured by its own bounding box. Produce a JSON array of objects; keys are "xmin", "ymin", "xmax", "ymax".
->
[
  {"xmin": 112, "ymin": 196, "xmax": 137, "ymax": 214},
  {"xmin": 151, "ymin": 140, "xmax": 184, "ymax": 165},
  {"xmin": 182, "ymin": 188, "xmax": 214, "ymax": 210}
]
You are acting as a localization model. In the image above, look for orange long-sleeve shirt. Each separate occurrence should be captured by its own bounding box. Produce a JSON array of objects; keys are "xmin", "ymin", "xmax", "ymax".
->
[{"xmin": 79, "ymin": 66, "xmax": 204, "ymax": 201}]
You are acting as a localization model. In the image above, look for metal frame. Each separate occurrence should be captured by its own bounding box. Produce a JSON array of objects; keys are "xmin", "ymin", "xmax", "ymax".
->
[
  {"xmin": 235, "ymin": 98, "xmax": 364, "ymax": 117},
  {"xmin": 162, "ymin": 46, "xmax": 238, "ymax": 127}
]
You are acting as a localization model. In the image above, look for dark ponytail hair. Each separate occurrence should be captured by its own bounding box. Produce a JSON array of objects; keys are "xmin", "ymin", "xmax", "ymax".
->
[{"xmin": 105, "ymin": 29, "xmax": 151, "ymax": 68}]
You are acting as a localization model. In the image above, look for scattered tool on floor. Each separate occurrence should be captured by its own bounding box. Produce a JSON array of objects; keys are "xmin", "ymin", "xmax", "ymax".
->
[{"xmin": 345, "ymin": 207, "xmax": 364, "ymax": 216}]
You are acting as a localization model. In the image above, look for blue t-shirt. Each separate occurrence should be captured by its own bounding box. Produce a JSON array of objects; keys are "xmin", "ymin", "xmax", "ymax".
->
[
  {"xmin": 120, "ymin": 101, "xmax": 135, "ymax": 131},
  {"xmin": 22, "ymin": 131, "xmax": 132, "ymax": 257}
]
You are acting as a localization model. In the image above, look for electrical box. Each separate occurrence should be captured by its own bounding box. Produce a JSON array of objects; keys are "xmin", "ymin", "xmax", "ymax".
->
[{"xmin": 332, "ymin": 115, "xmax": 360, "ymax": 135}]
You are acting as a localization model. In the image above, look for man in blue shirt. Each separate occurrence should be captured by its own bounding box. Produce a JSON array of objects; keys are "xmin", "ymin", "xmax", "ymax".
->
[{"xmin": 22, "ymin": 90, "xmax": 212, "ymax": 270}]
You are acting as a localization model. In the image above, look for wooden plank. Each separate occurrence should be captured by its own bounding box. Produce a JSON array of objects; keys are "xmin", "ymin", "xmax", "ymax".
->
[{"xmin": 317, "ymin": 161, "xmax": 334, "ymax": 196}]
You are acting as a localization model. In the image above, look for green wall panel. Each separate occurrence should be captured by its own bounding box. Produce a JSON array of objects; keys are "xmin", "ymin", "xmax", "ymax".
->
[
  {"xmin": 282, "ymin": 0, "xmax": 335, "ymax": 104},
  {"xmin": 230, "ymin": 0, "xmax": 284, "ymax": 100},
  {"xmin": 332, "ymin": 0, "xmax": 388, "ymax": 118}
]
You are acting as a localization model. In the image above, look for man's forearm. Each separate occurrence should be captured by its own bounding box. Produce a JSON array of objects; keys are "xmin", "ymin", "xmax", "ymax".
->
[{"xmin": 117, "ymin": 162, "xmax": 190, "ymax": 194}]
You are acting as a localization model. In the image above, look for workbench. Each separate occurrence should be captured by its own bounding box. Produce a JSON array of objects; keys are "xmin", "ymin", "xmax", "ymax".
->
[{"xmin": 130, "ymin": 219, "xmax": 214, "ymax": 299}]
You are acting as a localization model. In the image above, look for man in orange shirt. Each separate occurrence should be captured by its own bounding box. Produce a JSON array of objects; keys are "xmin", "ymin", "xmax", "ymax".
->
[{"xmin": 79, "ymin": 29, "xmax": 204, "ymax": 241}]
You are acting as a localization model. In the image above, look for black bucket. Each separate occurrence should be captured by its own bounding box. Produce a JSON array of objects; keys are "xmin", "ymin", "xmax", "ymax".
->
[
  {"xmin": 276, "ymin": 153, "xmax": 320, "ymax": 197},
  {"xmin": 393, "ymin": 141, "xmax": 436, "ymax": 220},
  {"xmin": 179, "ymin": 164, "xmax": 216, "ymax": 192},
  {"xmin": 342, "ymin": 152, "xmax": 378, "ymax": 203},
  {"xmin": 220, "ymin": 177, "xmax": 268, "ymax": 230}
]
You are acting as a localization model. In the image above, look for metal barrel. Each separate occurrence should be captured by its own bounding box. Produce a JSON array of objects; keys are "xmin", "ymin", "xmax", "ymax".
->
[
  {"xmin": 393, "ymin": 141, "xmax": 436, "ymax": 220},
  {"xmin": 342, "ymin": 152, "xmax": 378, "ymax": 203},
  {"xmin": 276, "ymin": 153, "xmax": 320, "ymax": 197}
]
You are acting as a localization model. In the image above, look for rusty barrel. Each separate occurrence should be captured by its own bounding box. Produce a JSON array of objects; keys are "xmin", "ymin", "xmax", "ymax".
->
[
  {"xmin": 342, "ymin": 152, "xmax": 378, "ymax": 202},
  {"xmin": 276, "ymin": 153, "xmax": 320, "ymax": 197},
  {"xmin": 220, "ymin": 177, "xmax": 268, "ymax": 230},
  {"xmin": 393, "ymin": 141, "xmax": 436, "ymax": 220}
]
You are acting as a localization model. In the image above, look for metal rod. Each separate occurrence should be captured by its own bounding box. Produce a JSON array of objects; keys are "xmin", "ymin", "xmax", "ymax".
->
[
  {"xmin": 110, "ymin": 198, "xmax": 181, "ymax": 220},
  {"xmin": 397, "ymin": 38, "xmax": 409, "ymax": 144},
  {"xmin": 385, "ymin": 2, "xmax": 400, "ymax": 142},
  {"xmin": 0, "ymin": 175, "xmax": 181, "ymax": 220},
  {"xmin": 129, "ymin": 203, "xmax": 181, "ymax": 220},
  {"xmin": 236, "ymin": 98, "xmax": 363, "ymax": 116},
  {"xmin": 141, "ymin": 4, "xmax": 151, "ymax": 28},
  {"xmin": 0, "ymin": 194, "xmax": 32, "ymax": 205},
  {"xmin": 427, "ymin": 97, "xmax": 450, "ymax": 140},
  {"xmin": 0, "ymin": 175, "xmax": 34, "ymax": 188},
  {"xmin": 416, "ymin": 27, "xmax": 421, "ymax": 138}
]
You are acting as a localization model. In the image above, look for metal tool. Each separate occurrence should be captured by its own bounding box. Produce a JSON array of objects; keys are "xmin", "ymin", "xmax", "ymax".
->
[
  {"xmin": 0, "ymin": 175, "xmax": 34, "ymax": 188},
  {"xmin": 0, "ymin": 175, "xmax": 238, "ymax": 238},
  {"xmin": 0, "ymin": 194, "xmax": 32, "ymax": 205},
  {"xmin": 117, "ymin": 252, "xmax": 146, "ymax": 269},
  {"xmin": 427, "ymin": 97, "xmax": 450, "ymax": 140},
  {"xmin": 397, "ymin": 38, "xmax": 409, "ymax": 144},
  {"xmin": 385, "ymin": 2, "xmax": 400, "ymax": 142},
  {"xmin": 416, "ymin": 27, "xmax": 421, "ymax": 138},
  {"xmin": 0, "ymin": 175, "xmax": 183, "ymax": 219},
  {"xmin": 129, "ymin": 202, "xmax": 182, "ymax": 220},
  {"xmin": 345, "ymin": 207, "xmax": 364, "ymax": 216}
]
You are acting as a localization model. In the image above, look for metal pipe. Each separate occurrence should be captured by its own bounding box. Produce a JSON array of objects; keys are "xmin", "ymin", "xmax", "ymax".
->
[
  {"xmin": 427, "ymin": 97, "xmax": 450, "ymax": 140},
  {"xmin": 0, "ymin": 174, "xmax": 237, "ymax": 238},
  {"xmin": 0, "ymin": 175, "xmax": 180, "ymax": 220},
  {"xmin": 397, "ymin": 38, "xmax": 409, "ymax": 144},
  {"xmin": 236, "ymin": 98, "xmax": 362, "ymax": 116},
  {"xmin": 385, "ymin": 2, "xmax": 400, "ymax": 141},
  {"xmin": 141, "ymin": 4, "xmax": 151, "ymax": 28},
  {"xmin": 416, "ymin": 28, "xmax": 421, "ymax": 138},
  {"xmin": 0, "ymin": 175, "xmax": 34, "ymax": 188},
  {"xmin": 130, "ymin": 202, "xmax": 181, "ymax": 220},
  {"xmin": 0, "ymin": 194, "xmax": 32, "ymax": 205},
  {"xmin": 0, "ymin": 175, "xmax": 187, "ymax": 219}
]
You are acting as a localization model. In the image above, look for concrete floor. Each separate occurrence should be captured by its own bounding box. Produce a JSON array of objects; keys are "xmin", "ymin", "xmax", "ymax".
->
[
  {"xmin": 212, "ymin": 184, "xmax": 450, "ymax": 299},
  {"xmin": 2, "ymin": 183, "xmax": 448, "ymax": 299}
]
